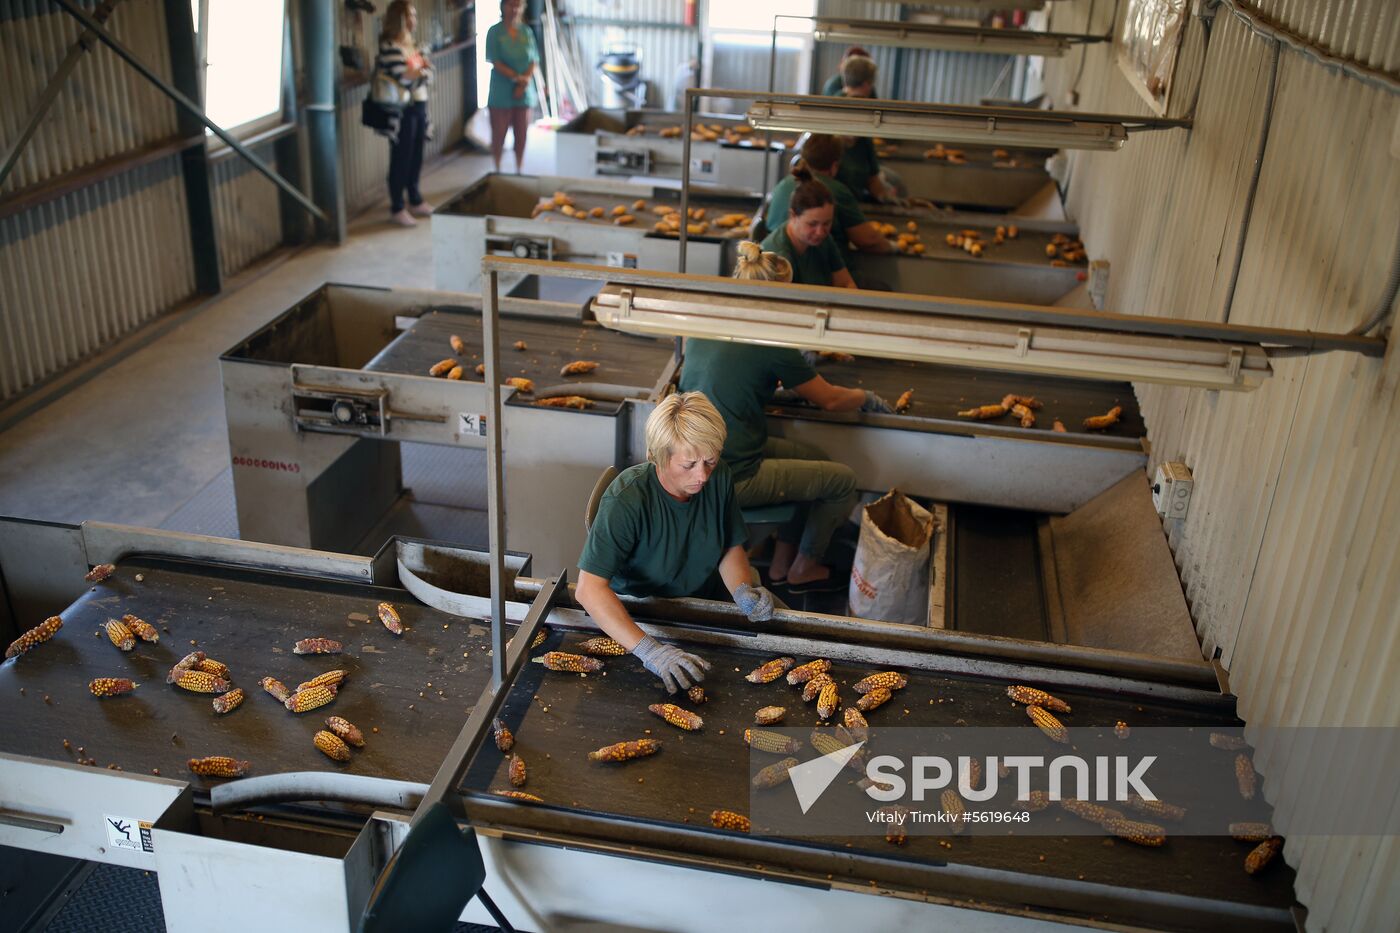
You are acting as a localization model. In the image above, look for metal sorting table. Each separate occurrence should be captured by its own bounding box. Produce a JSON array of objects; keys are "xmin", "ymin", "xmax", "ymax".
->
[{"xmin": 875, "ymin": 139, "xmax": 1054, "ymax": 211}]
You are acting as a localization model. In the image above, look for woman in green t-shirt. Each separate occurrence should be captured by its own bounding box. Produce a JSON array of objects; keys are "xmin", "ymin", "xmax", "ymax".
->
[
  {"xmin": 484, "ymin": 0, "xmax": 539, "ymax": 173},
  {"xmin": 759, "ymin": 167, "xmax": 858, "ymax": 289}
]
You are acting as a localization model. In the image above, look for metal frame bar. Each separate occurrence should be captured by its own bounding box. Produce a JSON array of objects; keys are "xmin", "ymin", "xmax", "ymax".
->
[{"xmin": 802, "ymin": 15, "xmax": 1108, "ymax": 52}]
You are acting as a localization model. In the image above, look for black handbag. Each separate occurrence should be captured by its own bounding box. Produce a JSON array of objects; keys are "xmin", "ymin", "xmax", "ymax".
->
[{"xmin": 361, "ymin": 97, "xmax": 402, "ymax": 131}]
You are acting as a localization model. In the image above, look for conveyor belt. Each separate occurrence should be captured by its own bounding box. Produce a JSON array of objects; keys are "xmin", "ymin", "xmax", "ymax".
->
[
  {"xmin": 859, "ymin": 210, "xmax": 1083, "ymax": 268},
  {"xmin": 953, "ymin": 505, "xmax": 1047, "ymax": 639},
  {"xmin": 521, "ymin": 189, "xmax": 759, "ymax": 239},
  {"xmin": 877, "ymin": 139, "xmax": 1052, "ymax": 167},
  {"xmin": 364, "ymin": 310, "xmax": 673, "ymax": 414}
]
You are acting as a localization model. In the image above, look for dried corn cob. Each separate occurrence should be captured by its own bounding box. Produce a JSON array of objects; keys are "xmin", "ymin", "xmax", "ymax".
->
[
  {"xmin": 495, "ymin": 790, "xmax": 543, "ymax": 804},
  {"xmin": 1114, "ymin": 721, "xmax": 1131, "ymax": 739},
  {"xmin": 786, "ymin": 659, "xmax": 832, "ymax": 685},
  {"xmin": 1053, "ymin": 420, "xmax": 1067, "ymax": 433},
  {"xmin": 5, "ymin": 616, "xmax": 62, "ymax": 659},
  {"xmin": 296, "ymin": 670, "xmax": 347, "ymax": 692},
  {"xmin": 856, "ymin": 688, "xmax": 892, "ymax": 712},
  {"xmin": 1060, "ymin": 799, "xmax": 1125, "ymax": 825},
  {"xmin": 560, "ymin": 360, "xmax": 599, "ymax": 377},
  {"xmin": 752, "ymin": 757, "xmax": 800, "ymax": 790},
  {"xmin": 197, "ymin": 658, "xmax": 231, "ymax": 679},
  {"xmin": 105, "ymin": 619, "xmax": 135, "ymax": 651},
  {"xmin": 532, "ymin": 651, "xmax": 603, "ymax": 673},
  {"xmin": 1005, "ymin": 685, "xmax": 1071, "ymax": 713},
  {"xmin": 858, "ymin": 775, "xmax": 897, "ymax": 794},
  {"xmin": 894, "ymin": 389, "xmax": 914, "ymax": 414},
  {"xmin": 260, "ymin": 676, "xmax": 291, "ymax": 702},
  {"xmin": 754, "ymin": 706, "xmax": 786, "ymax": 725},
  {"xmin": 808, "ymin": 730, "xmax": 862, "ymax": 769},
  {"xmin": 1011, "ymin": 403, "xmax": 1036, "ymax": 428},
  {"xmin": 818, "ymin": 350, "xmax": 855, "ymax": 363},
  {"xmin": 1083, "ymin": 406, "xmax": 1123, "ymax": 431},
  {"xmin": 1235, "ymin": 754, "xmax": 1257, "ymax": 800},
  {"xmin": 293, "ymin": 638, "xmax": 342, "ymax": 655},
  {"xmin": 881, "ymin": 806, "xmax": 908, "ymax": 845},
  {"xmin": 284, "ymin": 684, "xmax": 338, "ymax": 713},
  {"xmin": 450, "ymin": 334, "xmax": 466, "ymax": 354},
  {"xmin": 492, "ymin": 718, "xmax": 514, "ymax": 752},
  {"xmin": 325, "ymin": 716, "xmax": 365, "ymax": 747},
  {"xmin": 447, "ymin": 366, "xmax": 464, "ymax": 381},
  {"xmin": 1008, "ymin": 395, "xmax": 1043, "ymax": 410},
  {"xmin": 212, "ymin": 688, "xmax": 245, "ymax": 714},
  {"xmin": 710, "ymin": 810, "xmax": 750, "ymax": 833},
  {"xmin": 508, "ymin": 754, "xmax": 527, "ymax": 787},
  {"xmin": 89, "ymin": 677, "xmax": 138, "ymax": 697},
  {"xmin": 801, "ymin": 672, "xmax": 834, "ymax": 703},
  {"xmin": 1027, "ymin": 706, "xmax": 1069, "ymax": 744},
  {"xmin": 175, "ymin": 670, "xmax": 230, "ymax": 694},
  {"xmin": 853, "ymin": 672, "xmax": 907, "ymax": 695},
  {"xmin": 1210, "ymin": 732, "xmax": 1248, "ymax": 750},
  {"xmin": 122, "ymin": 615, "xmax": 159, "ymax": 643},
  {"xmin": 1105, "ymin": 817, "xmax": 1167, "ymax": 847},
  {"xmin": 649, "ymin": 703, "xmax": 703, "ymax": 731},
  {"xmin": 941, "ymin": 789, "xmax": 967, "ymax": 834},
  {"xmin": 958, "ymin": 403, "xmax": 1009, "ymax": 420},
  {"xmin": 314, "ymin": 730, "xmax": 351, "ymax": 762},
  {"xmin": 579, "ymin": 636, "xmax": 626, "ymax": 656},
  {"xmin": 535, "ymin": 395, "xmax": 594, "ymax": 409},
  {"xmin": 1017, "ymin": 790, "xmax": 1051, "ymax": 811},
  {"xmin": 429, "ymin": 358, "xmax": 457, "ymax": 377},
  {"xmin": 842, "ymin": 708, "xmax": 869, "ymax": 743},
  {"xmin": 1229, "ymin": 821, "xmax": 1274, "ymax": 842},
  {"xmin": 188, "ymin": 756, "xmax": 250, "ymax": 778},
  {"xmin": 1127, "ymin": 794, "xmax": 1186, "ymax": 822},
  {"xmin": 687, "ymin": 686, "xmax": 707, "ymax": 705},
  {"xmin": 745, "ymin": 657, "xmax": 795, "ymax": 684},
  {"xmin": 817, "ymin": 682, "xmax": 840, "ymax": 720},
  {"xmin": 530, "ymin": 627, "xmax": 550, "ymax": 649},
  {"xmin": 745, "ymin": 729, "xmax": 801, "ymax": 755},
  {"xmin": 85, "ymin": 563, "xmax": 117, "ymax": 583},
  {"xmin": 377, "ymin": 602, "xmax": 403, "ymax": 636},
  {"xmin": 1245, "ymin": 837, "xmax": 1283, "ymax": 874},
  {"xmin": 588, "ymin": 739, "xmax": 659, "ymax": 762},
  {"xmin": 168, "ymin": 651, "xmax": 205, "ymax": 682},
  {"xmin": 505, "ymin": 377, "xmax": 534, "ymax": 393}
]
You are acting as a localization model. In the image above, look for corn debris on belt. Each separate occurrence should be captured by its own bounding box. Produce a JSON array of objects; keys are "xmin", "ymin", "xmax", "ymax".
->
[
  {"xmin": 1105, "ymin": 817, "xmax": 1167, "ymax": 847},
  {"xmin": 817, "ymin": 682, "xmax": 840, "ymax": 720},
  {"xmin": 710, "ymin": 810, "xmax": 750, "ymax": 833},
  {"xmin": 1114, "ymin": 721, "xmax": 1131, "ymax": 739},
  {"xmin": 5, "ymin": 616, "xmax": 62, "ymax": 659},
  {"xmin": 579, "ymin": 636, "xmax": 626, "ymax": 656},
  {"xmin": 1245, "ymin": 837, "xmax": 1282, "ymax": 874},
  {"xmin": 105, "ymin": 619, "xmax": 135, "ymax": 651},
  {"xmin": 1229, "ymin": 821, "xmax": 1273, "ymax": 842},
  {"xmin": 212, "ymin": 688, "xmax": 245, "ymax": 714},
  {"xmin": 745, "ymin": 657, "xmax": 795, "ymax": 684},
  {"xmin": 560, "ymin": 360, "xmax": 599, "ymax": 377},
  {"xmin": 1127, "ymin": 794, "xmax": 1186, "ymax": 822},
  {"xmin": 532, "ymin": 651, "xmax": 604, "ymax": 673},
  {"xmin": 168, "ymin": 651, "xmax": 205, "ymax": 682},
  {"xmin": 786, "ymin": 659, "xmax": 832, "ymax": 685},
  {"xmin": 588, "ymin": 739, "xmax": 659, "ymax": 762},
  {"xmin": 801, "ymin": 672, "xmax": 834, "ymax": 703},
  {"xmin": 745, "ymin": 729, "xmax": 801, "ymax": 755},
  {"xmin": 855, "ymin": 687, "xmax": 892, "ymax": 712},
  {"xmin": 293, "ymin": 637, "xmax": 342, "ymax": 655},
  {"xmin": 260, "ymin": 676, "xmax": 291, "ymax": 702},
  {"xmin": 853, "ymin": 671, "xmax": 907, "ymax": 695},
  {"xmin": 941, "ymin": 790, "xmax": 967, "ymax": 833},
  {"xmin": 1005, "ymin": 685, "xmax": 1071, "ymax": 713},
  {"xmin": 1235, "ymin": 754, "xmax": 1257, "ymax": 800},
  {"xmin": 1210, "ymin": 732, "xmax": 1248, "ymax": 751},
  {"xmin": 85, "ymin": 562, "xmax": 117, "ymax": 582},
  {"xmin": 1027, "ymin": 705, "xmax": 1068, "ymax": 743},
  {"xmin": 1060, "ymin": 799, "xmax": 1124, "ymax": 825},
  {"xmin": 752, "ymin": 757, "xmax": 800, "ymax": 789},
  {"xmin": 754, "ymin": 706, "xmax": 786, "ymax": 725},
  {"xmin": 687, "ymin": 686, "xmax": 707, "ymax": 705},
  {"xmin": 495, "ymin": 789, "xmax": 544, "ymax": 803},
  {"xmin": 649, "ymin": 703, "xmax": 703, "ymax": 731},
  {"xmin": 175, "ymin": 670, "xmax": 230, "ymax": 694},
  {"xmin": 508, "ymin": 754, "xmax": 528, "ymax": 787},
  {"xmin": 450, "ymin": 334, "xmax": 466, "ymax": 354},
  {"xmin": 377, "ymin": 602, "xmax": 404, "ymax": 635},
  {"xmin": 314, "ymin": 730, "xmax": 352, "ymax": 762},
  {"xmin": 89, "ymin": 677, "xmax": 138, "ymax": 697},
  {"xmin": 197, "ymin": 658, "xmax": 231, "ymax": 679},
  {"xmin": 284, "ymin": 684, "xmax": 338, "ymax": 713},
  {"xmin": 297, "ymin": 670, "xmax": 347, "ymax": 692},
  {"xmin": 842, "ymin": 708, "xmax": 869, "ymax": 742},
  {"xmin": 188, "ymin": 756, "xmax": 250, "ymax": 778},
  {"xmin": 122, "ymin": 615, "xmax": 159, "ymax": 643},
  {"xmin": 1017, "ymin": 790, "xmax": 1051, "ymax": 811},
  {"xmin": 881, "ymin": 806, "xmax": 908, "ymax": 845},
  {"xmin": 325, "ymin": 716, "xmax": 365, "ymax": 747},
  {"xmin": 492, "ymin": 718, "xmax": 515, "ymax": 752}
]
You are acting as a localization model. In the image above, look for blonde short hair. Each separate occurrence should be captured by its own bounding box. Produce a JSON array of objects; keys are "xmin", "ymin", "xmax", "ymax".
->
[
  {"xmin": 733, "ymin": 240, "xmax": 793, "ymax": 283},
  {"xmin": 646, "ymin": 392, "xmax": 727, "ymax": 465},
  {"xmin": 841, "ymin": 54, "xmax": 877, "ymax": 91}
]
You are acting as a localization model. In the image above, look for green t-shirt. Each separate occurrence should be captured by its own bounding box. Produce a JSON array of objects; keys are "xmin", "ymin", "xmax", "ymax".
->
[
  {"xmin": 679, "ymin": 340, "xmax": 818, "ymax": 481},
  {"xmin": 837, "ymin": 134, "xmax": 880, "ymax": 200},
  {"xmin": 766, "ymin": 173, "xmax": 865, "ymax": 253},
  {"xmin": 821, "ymin": 73, "xmax": 845, "ymax": 97},
  {"xmin": 485, "ymin": 22, "xmax": 539, "ymax": 109},
  {"xmin": 578, "ymin": 461, "xmax": 748, "ymax": 598},
  {"xmin": 760, "ymin": 223, "xmax": 846, "ymax": 287}
]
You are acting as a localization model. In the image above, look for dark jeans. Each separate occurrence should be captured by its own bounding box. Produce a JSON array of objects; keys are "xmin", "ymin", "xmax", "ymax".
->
[{"xmin": 387, "ymin": 101, "xmax": 427, "ymax": 213}]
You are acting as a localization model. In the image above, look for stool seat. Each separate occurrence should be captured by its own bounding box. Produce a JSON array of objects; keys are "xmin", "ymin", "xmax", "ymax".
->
[{"xmin": 743, "ymin": 502, "xmax": 799, "ymax": 526}]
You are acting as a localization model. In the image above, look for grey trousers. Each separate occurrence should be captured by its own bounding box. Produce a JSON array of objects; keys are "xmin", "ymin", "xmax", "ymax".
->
[{"xmin": 733, "ymin": 437, "xmax": 858, "ymax": 560}]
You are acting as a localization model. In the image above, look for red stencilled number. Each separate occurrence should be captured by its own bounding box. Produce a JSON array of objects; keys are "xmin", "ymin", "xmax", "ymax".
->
[{"xmin": 232, "ymin": 455, "xmax": 300, "ymax": 474}]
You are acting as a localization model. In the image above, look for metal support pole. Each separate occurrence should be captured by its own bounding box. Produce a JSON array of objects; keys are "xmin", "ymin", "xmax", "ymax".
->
[
  {"xmin": 483, "ymin": 268, "xmax": 508, "ymax": 690},
  {"xmin": 164, "ymin": 0, "xmax": 220, "ymax": 295},
  {"xmin": 301, "ymin": 0, "xmax": 346, "ymax": 241},
  {"xmin": 50, "ymin": 0, "xmax": 327, "ymax": 223},
  {"xmin": 760, "ymin": 14, "xmax": 779, "ymax": 209},
  {"xmin": 678, "ymin": 91, "xmax": 694, "ymax": 274}
]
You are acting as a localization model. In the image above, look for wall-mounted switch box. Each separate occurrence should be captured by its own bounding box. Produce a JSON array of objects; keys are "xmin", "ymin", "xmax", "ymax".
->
[{"xmin": 1152, "ymin": 461, "xmax": 1194, "ymax": 520}]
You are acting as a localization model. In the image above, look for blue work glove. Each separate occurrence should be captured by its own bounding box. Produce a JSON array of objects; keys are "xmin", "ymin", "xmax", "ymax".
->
[
  {"xmin": 632, "ymin": 635, "xmax": 710, "ymax": 694},
  {"xmin": 861, "ymin": 390, "xmax": 893, "ymax": 414},
  {"xmin": 734, "ymin": 583, "xmax": 775, "ymax": 622}
]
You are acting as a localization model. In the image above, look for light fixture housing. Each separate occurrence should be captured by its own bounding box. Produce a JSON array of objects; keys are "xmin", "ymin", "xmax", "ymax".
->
[{"xmin": 812, "ymin": 19, "xmax": 1082, "ymax": 56}]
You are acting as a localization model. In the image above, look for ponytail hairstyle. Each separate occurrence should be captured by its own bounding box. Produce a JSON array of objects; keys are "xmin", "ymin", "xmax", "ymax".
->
[
  {"xmin": 381, "ymin": 1, "xmax": 415, "ymax": 44},
  {"xmin": 799, "ymin": 134, "xmax": 844, "ymax": 174},
  {"xmin": 788, "ymin": 166, "xmax": 834, "ymax": 219},
  {"xmin": 733, "ymin": 241, "xmax": 794, "ymax": 283}
]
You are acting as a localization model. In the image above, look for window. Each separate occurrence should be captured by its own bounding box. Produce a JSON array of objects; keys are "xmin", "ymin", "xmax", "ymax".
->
[
  {"xmin": 191, "ymin": 0, "xmax": 288, "ymax": 136},
  {"xmin": 707, "ymin": 0, "xmax": 815, "ymax": 35}
]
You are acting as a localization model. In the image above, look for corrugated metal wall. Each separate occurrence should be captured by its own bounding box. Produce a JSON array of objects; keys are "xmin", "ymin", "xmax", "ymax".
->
[
  {"xmin": 209, "ymin": 140, "xmax": 284, "ymax": 279},
  {"xmin": 1042, "ymin": 2, "xmax": 1400, "ymax": 930},
  {"xmin": 553, "ymin": 0, "xmax": 696, "ymax": 108}
]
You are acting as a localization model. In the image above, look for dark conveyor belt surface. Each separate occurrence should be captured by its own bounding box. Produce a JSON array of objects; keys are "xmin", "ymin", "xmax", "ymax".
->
[
  {"xmin": 364, "ymin": 310, "xmax": 673, "ymax": 413},
  {"xmin": 954, "ymin": 505, "xmax": 1047, "ymax": 640},
  {"xmin": 0, "ymin": 558, "xmax": 507, "ymax": 789},
  {"xmin": 462, "ymin": 628, "xmax": 1294, "ymax": 926}
]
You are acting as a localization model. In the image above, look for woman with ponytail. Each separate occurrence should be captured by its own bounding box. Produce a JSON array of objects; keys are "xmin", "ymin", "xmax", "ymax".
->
[{"xmin": 759, "ymin": 167, "xmax": 857, "ymax": 289}]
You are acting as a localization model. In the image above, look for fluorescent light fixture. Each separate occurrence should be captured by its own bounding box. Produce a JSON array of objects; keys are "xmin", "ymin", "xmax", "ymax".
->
[
  {"xmin": 746, "ymin": 100, "xmax": 1129, "ymax": 150},
  {"xmin": 898, "ymin": 0, "xmax": 1045, "ymax": 7},
  {"xmin": 813, "ymin": 20, "xmax": 1077, "ymax": 56},
  {"xmin": 591, "ymin": 284, "xmax": 1271, "ymax": 391}
]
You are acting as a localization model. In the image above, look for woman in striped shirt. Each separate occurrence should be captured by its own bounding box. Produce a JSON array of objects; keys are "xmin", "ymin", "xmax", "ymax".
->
[{"xmin": 375, "ymin": 1, "xmax": 434, "ymax": 226}]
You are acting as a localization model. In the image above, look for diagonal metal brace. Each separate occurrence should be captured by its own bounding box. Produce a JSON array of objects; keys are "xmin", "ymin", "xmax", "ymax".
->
[{"xmin": 47, "ymin": 0, "xmax": 327, "ymax": 222}]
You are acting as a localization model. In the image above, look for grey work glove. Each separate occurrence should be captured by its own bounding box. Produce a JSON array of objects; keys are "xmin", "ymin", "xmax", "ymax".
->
[
  {"xmin": 734, "ymin": 583, "xmax": 776, "ymax": 622},
  {"xmin": 772, "ymin": 387, "xmax": 804, "ymax": 405},
  {"xmin": 632, "ymin": 635, "xmax": 710, "ymax": 694},
  {"xmin": 861, "ymin": 390, "xmax": 893, "ymax": 414}
]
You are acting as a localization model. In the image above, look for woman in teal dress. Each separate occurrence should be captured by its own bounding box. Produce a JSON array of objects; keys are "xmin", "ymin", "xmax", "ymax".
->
[{"xmin": 484, "ymin": 0, "xmax": 539, "ymax": 173}]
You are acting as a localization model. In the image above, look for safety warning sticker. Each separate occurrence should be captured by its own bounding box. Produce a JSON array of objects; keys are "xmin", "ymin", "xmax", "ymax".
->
[{"xmin": 104, "ymin": 814, "xmax": 154, "ymax": 854}]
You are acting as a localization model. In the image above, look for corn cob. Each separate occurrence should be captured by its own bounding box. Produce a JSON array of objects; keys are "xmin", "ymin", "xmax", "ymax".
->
[
  {"xmin": 858, "ymin": 775, "xmax": 897, "ymax": 794},
  {"xmin": 1245, "ymin": 837, "xmax": 1283, "ymax": 874},
  {"xmin": 293, "ymin": 638, "xmax": 342, "ymax": 655},
  {"xmin": 710, "ymin": 810, "xmax": 750, "ymax": 832},
  {"xmin": 505, "ymin": 625, "xmax": 551, "ymax": 652},
  {"xmin": 285, "ymin": 685, "xmax": 338, "ymax": 713},
  {"xmin": 1114, "ymin": 721, "xmax": 1131, "ymax": 739},
  {"xmin": 958, "ymin": 403, "xmax": 1009, "ymax": 420},
  {"xmin": 197, "ymin": 658, "xmax": 231, "ymax": 679},
  {"xmin": 801, "ymin": 672, "xmax": 834, "ymax": 703},
  {"xmin": 505, "ymin": 377, "xmax": 534, "ymax": 393},
  {"xmin": 1005, "ymin": 685, "xmax": 1071, "ymax": 713},
  {"xmin": 881, "ymin": 806, "xmax": 908, "ymax": 845},
  {"xmin": 492, "ymin": 718, "xmax": 514, "ymax": 752},
  {"xmin": 560, "ymin": 360, "xmax": 599, "ymax": 376},
  {"xmin": 808, "ymin": 730, "xmax": 863, "ymax": 773},
  {"xmin": 1008, "ymin": 394, "xmax": 1043, "ymax": 410},
  {"xmin": 853, "ymin": 671, "xmax": 907, "ymax": 695},
  {"xmin": 314, "ymin": 730, "xmax": 351, "ymax": 762},
  {"xmin": 188, "ymin": 756, "xmax": 250, "ymax": 778},
  {"xmin": 532, "ymin": 651, "xmax": 603, "ymax": 673},
  {"xmin": 1127, "ymin": 794, "xmax": 1186, "ymax": 822},
  {"xmin": 842, "ymin": 708, "xmax": 869, "ymax": 743},
  {"xmin": 85, "ymin": 562, "xmax": 117, "ymax": 582},
  {"xmin": 212, "ymin": 688, "xmax": 245, "ymax": 714},
  {"xmin": 377, "ymin": 602, "xmax": 404, "ymax": 636},
  {"xmin": 260, "ymin": 676, "xmax": 291, "ymax": 703},
  {"xmin": 817, "ymin": 682, "xmax": 840, "ymax": 720},
  {"xmin": 894, "ymin": 390, "xmax": 914, "ymax": 414},
  {"xmin": 535, "ymin": 396, "xmax": 593, "ymax": 409},
  {"xmin": 514, "ymin": 340, "xmax": 529, "ymax": 351},
  {"xmin": 296, "ymin": 670, "xmax": 347, "ymax": 692},
  {"xmin": 941, "ymin": 789, "xmax": 966, "ymax": 834},
  {"xmin": 325, "ymin": 716, "xmax": 365, "ymax": 747},
  {"xmin": 5, "ymin": 616, "xmax": 62, "ymax": 659},
  {"xmin": 450, "ymin": 334, "xmax": 466, "ymax": 354},
  {"xmin": 1053, "ymin": 420, "xmax": 1067, "ymax": 433},
  {"xmin": 508, "ymin": 754, "xmax": 527, "ymax": 787},
  {"xmin": 745, "ymin": 729, "xmax": 802, "ymax": 755},
  {"xmin": 122, "ymin": 615, "xmax": 159, "ymax": 643},
  {"xmin": 168, "ymin": 651, "xmax": 205, "ymax": 682},
  {"xmin": 786, "ymin": 659, "xmax": 832, "ymax": 685},
  {"xmin": 745, "ymin": 657, "xmax": 795, "ymax": 684},
  {"xmin": 1027, "ymin": 706, "xmax": 1069, "ymax": 744},
  {"xmin": 856, "ymin": 687, "xmax": 892, "ymax": 712},
  {"xmin": 754, "ymin": 706, "xmax": 786, "ymax": 725},
  {"xmin": 175, "ymin": 670, "xmax": 230, "ymax": 694},
  {"xmin": 495, "ymin": 789, "xmax": 544, "ymax": 803},
  {"xmin": 687, "ymin": 686, "xmax": 707, "ymax": 705},
  {"xmin": 1235, "ymin": 754, "xmax": 1257, "ymax": 800},
  {"xmin": 105, "ymin": 619, "xmax": 136, "ymax": 651},
  {"xmin": 448, "ymin": 366, "xmax": 464, "ymax": 380},
  {"xmin": 429, "ymin": 358, "xmax": 457, "ymax": 377},
  {"xmin": 1011, "ymin": 403, "xmax": 1036, "ymax": 428},
  {"xmin": 474, "ymin": 364, "xmax": 485, "ymax": 376},
  {"xmin": 752, "ymin": 757, "xmax": 800, "ymax": 790},
  {"xmin": 1229, "ymin": 821, "xmax": 1274, "ymax": 842},
  {"xmin": 89, "ymin": 677, "xmax": 138, "ymax": 697},
  {"xmin": 1060, "ymin": 799, "xmax": 1125, "ymax": 825},
  {"xmin": 588, "ymin": 739, "xmax": 659, "ymax": 762},
  {"xmin": 1017, "ymin": 790, "xmax": 1051, "ymax": 812},
  {"xmin": 1083, "ymin": 406, "xmax": 1123, "ymax": 431},
  {"xmin": 1105, "ymin": 817, "xmax": 1167, "ymax": 847},
  {"xmin": 579, "ymin": 636, "xmax": 626, "ymax": 656},
  {"xmin": 818, "ymin": 350, "xmax": 856, "ymax": 363},
  {"xmin": 649, "ymin": 703, "xmax": 703, "ymax": 731},
  {"xmin": 963, "ymin": 758, "xmax": 984, "ymax": 790},
  {"xmin": 1210, "ymin": 732, "xmax": 1248, "ymax": 750}
]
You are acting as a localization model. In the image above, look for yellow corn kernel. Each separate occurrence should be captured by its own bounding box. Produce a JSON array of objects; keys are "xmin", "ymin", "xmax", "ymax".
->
[
  {"xmin": 1005, "ymin": 685, "xmax": 1071, "ymax": 713},
  {"xmin": 579, "ymin": 636, "xmax": 627, "ymax": 656},
  {"xmin": 188, "ymin": 756, "xmax": 250, "ymax": 777},
  {"xmin": 495, "ymin": 789, "xmax": 544, "ymax": 803},
  {"xmin": 297, "ymin": 670, "xmax": 347, "ymax": 692},
  {"xmin": 212, "ymin": 688, "xmax": 245, "ymax": 714},
  {"xmin": 105, "ymin": 619, "xmax": 135, "ymax": 651},
  {"xmin": 89, "ymin": 677, "xmax": 138, "ymax": 697},
  {"xmin": 1027, "ymin": 706, "xmax": 1068, "ymax": 744},
  {"xmin": 377, "ymin": 602, "xmax": 403, "ymax": 635},
  {"xmin": 710, "ymin": 810, "xmax": 749, "ymax": 832},
  {"xmin": 588, "ymin": 739, "xmax": 660, "ymax": 762},
  {"xmin": 197, "ymin": 658, "xmax": 231, "ymax": 679},
  {"xmin": 752, "ymin": 757, "xmax": 799, "ymax": 790},
  {"xmin": 175, "ymin": 670, "xmax": 230, "ymax": 694},
  {"xmin": 941, "ymin": 789, "xmax": 966, "ymax": 834},
  {"xmin": 532, "ymin": 651, "xmax": 604, "ymax": 673},
  {"xmin": 687, "ymin": 686, "xmax": 707, "ymax": 705},
  {"xmin": 817, "ymin": 682, "xmax": 840, "ymax": 720},
  {"xmin": 855, "ymin": 687, "xmax": 892, "ymax": 712},
  {"xmin": 1017, "ymin": 790, "xmax": 1051, "ymax": 811},
  {"xmin": 801, "ymin": 672, "xmax": 834, "ymax": 703},
  {"xmin": 293, "ymin": 637, "xmax": 342, "ymax": 655},
  {"xmin": 492, "ymin": 717, "xmax": 514, "ymax": 752},
  {"xmin": 1105, "ymin": 817, "xmax": 1167, "ymax": 846},
  {"xmin": 785, "ymin": 659, "xmax": 832, "ymax": 685},
  {"xmin": 1127, "ymin": 794, "xmax": 1186, "ymax": 822},
  {"xmin": 745, "ymin": 657, "xmax": 795, "ymax": 683},
  {"xmin": 284, "ymin": 684, "xmax": 338, "ymax": 713},
  {"xmin": 260, "ymin": 676, "xmax": 291, "ymax": 702},
  {"xmin": 508, "ymin": 753, "xmax": 527, "ymax": 787},
  {"xmin": 122, "ymin": 615, "xmax": 159, "ymax": 643},
  {"xmin": 1210, "ymin": 732, "xmax": 1247, "ymax": 750},
  {"xmin": 314, "ymin": 730, "xmax": 351, "ymax": 762},
  {"xmin": 754, "ymin": 706, "xmax": 786, "ymax": 725},
  {"xmin": 745, "ymin": 729, "xmax": 801, "ymax": 755},
  {"xmin": 1229, "ymin": 821, "xmax": 1273, "ymax": 842},
  {"xmin": 1245, "ymin": 837, "xmax": 1283, "ymax": 874},
  {"xmin": 649, "ymin": 703, "xmax": 703, "ymax": 731},
  {"xmin": 1060, "ymin": 799, "xmax": 1124, "ymax": 825},
  {"xmin": 5, "ymin": 616, "xmax": 63, "ymax": 659},
  {"xmin": 853, "ymin": 671, "xmax": 907, "ymax": 695},
  {"xmin": 1235, "ymin": 754, "xmax": 1257, "ymax": 800},
  {"xmin": 325, "ymin": 716, "xmax": 365, "ymax": 747}
]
